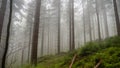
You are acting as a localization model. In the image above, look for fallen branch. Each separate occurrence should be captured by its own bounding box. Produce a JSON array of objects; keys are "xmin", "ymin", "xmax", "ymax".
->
[
  {"xmin": 69, "ymin": 54, "xmax": 77, "ymax": 68},
  {"xmin": 94, "ymin": 59, "xmax": 102, "ymax": 68}
]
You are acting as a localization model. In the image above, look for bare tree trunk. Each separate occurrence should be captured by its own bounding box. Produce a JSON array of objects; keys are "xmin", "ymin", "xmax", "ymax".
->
[
  {"xmin": 57, "ymin": 0, "xmax": 61, "ymax": 54},
  {"xmin": 69, "ymin": 0, "xmax": 72, "ymax": 50},
  {"xmin": 41, "ymin": 21, "xmax": 45, "ymax": 56},
  {"xmin": 95, "ymin": 0, "xmax": 101, "ymax": 41},
  {"xmin": 1, "ymin": 0, "xmax": 13, "ymax": 68},
  {"xmin": 113, "ymin": 0, "xmax": 120, "ymax": 36},
  {"xmin": 28, "ymin": 21, "xmax": 33, "ymax": 63},
  {"xmin": 47, "ymin": 21, "xmax": 50, "ymax": 55},
  {"xmin": 82, "ymin": 0, "xmax": 86, "ymax": 44},
  {"xmin": 87, "ymin": 0, "xmax": 92, "ymax": 41},
  {"xmin": 69, "ymin": 0, "xmax": 75, "ymax": 51},
  {"xmin": 0, "ymin": 0, "xmax": 7, "ymax": 41},
  {"xmin": 71, "ymin": 0, "xmax": 75, "ymax": 50},
  {"xmin": 101, "ymin": 0, "xmax": 109, "ymax": 38},
  {"xmin": 31, "ymin": 0, "xmax": 41, "ymax": 65}
]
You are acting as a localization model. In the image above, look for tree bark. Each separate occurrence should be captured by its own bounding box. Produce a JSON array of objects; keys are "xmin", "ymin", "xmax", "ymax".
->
[
  {"xmin": 87, "ymin": 0, "xmax": 92, "ymax": 41},
  {"xmin": 95, "ymin": 0, "xmax": 101, "ymax": 41},
  {"xmin": 31, "ymin": 0, "xmax": 41, "ymax": 65},
  {"xmin": 113, "ymin": 0, "xmax": 120, "ymax": 36},
  {"xmin": 82, "ymin": 0, "xmax": 86, "ymax": 44},
  {"xmin": 1, "ymin": 0, "xmax": 13, "ymax": 68},
  {"xmin": 101, "ymin": 0, "xmax": 109, "ymax": 38},
  {"xmin": 0, "ymin": 0, "xmax": 7, "ymax": 41},
  {"xmin": 57, "ymin": 0, "xmax": 61, "ymax": 54},
  {"xmin": 69, "ymin": 0, "xmax": 75, "ymax": 51}
]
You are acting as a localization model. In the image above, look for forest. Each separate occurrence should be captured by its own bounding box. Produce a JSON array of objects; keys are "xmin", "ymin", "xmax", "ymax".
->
[{"xmin": 0, "ymin": 0, "xmax": 120, "ymax": 68}]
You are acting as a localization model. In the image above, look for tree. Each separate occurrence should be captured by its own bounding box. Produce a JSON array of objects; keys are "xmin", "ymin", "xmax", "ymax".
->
[
  {"xmin": 0, "ymin": 0, "xmax": 7, "ymax": 41},
  {"xmin": 31, "ymin": 0, "xmax": 41, "ymax": 65},
  {"xmin": 87, "ymin": 0, "xmax": 92, "ymax": 41},
  {"xmin": 113, "ymin": 0, "xmax": 120, "ymax": 36},
  {"xmin": 101, "ymin": 0, "xmax": 109, "ymax": 38},
  {"xmin": 41, "ymin": 19, "xmax": 45, "ymax": 56},
  {"xmin": 57, "ymin": 0, "xmax": 61, "ymax": 54},
  {"xmin": 95, "ymin": 0, "xmax": 101, "ymax": 40},
  {"xmin": 1, "ymin": 0, "xmax": 13, "ymax": 68},
  {"xmin": 69, "ymin": 0, "xmax": 75, "ymax": 50},
  {"xmin": 82, "ymin": 0, "xmax": 86, "ymax": 43}
]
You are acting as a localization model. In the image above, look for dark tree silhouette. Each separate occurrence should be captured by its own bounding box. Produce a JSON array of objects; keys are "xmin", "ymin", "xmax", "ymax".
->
[
  {"xmin": 1, "ymin": 0, "xmax": 13, "ymax": 68},
  {"xmin": 113, "ymin": 0, "xmax": 120, "ymax": 36}
]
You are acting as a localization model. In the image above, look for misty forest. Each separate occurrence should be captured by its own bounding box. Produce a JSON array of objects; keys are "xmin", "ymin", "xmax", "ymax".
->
[{"xmin": 0, "ymin": 0, "xmax": 120, "ymax": 68}]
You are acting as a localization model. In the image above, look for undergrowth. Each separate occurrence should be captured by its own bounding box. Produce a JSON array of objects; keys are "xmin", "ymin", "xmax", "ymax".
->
[{"xmin": 21, "ymin": 36, "xmax": 120, "ymax": 68}]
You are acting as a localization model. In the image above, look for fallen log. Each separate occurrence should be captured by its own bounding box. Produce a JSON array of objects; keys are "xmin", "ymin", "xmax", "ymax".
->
[
  {"xmin": 69, "ymin": 54, "xmax": 77, "ymax": 68},
  {"xmin": 94, "ymin": 59, "xmax": 102, "ymax": 68}
]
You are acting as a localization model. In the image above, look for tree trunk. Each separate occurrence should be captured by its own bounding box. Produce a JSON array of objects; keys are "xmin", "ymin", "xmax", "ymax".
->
[
  {"xmin": 1, "ymin": 0, "xmax": 13, "ymax": 68},
  {"xmin": 57, "ymin": 0, "xmax": 61, "ymax": 54},
  {"xmin": 113, "ymin": 0, "xmax": 120, "ymax": 36},
  {"xmin": 41, "ymin": 21, "xmax": 45, "ymax": 56},
  {"xmin": 31, "ymin": 0, "xmax": 41, "ymax": 65},
  {"xmin": 0, "ymin": 0, "xmax": 7, "ymax": 41},
  {"xmin": 101, "ymin": 0, "xmax": 109, "ymax": 38},
  {"xmin": 95, "ymin": 0, "xmax": 101, "ymax": 41},
  {"xmin": 69, "ymin": 0, "xmax": 75, "ymax": 51},
  {"xmin": 87, "ymin": 0, "xmax": 92, "ymax": 41},
  {"xmin": 82, "ymin": 0, "xmax": 86, "ymax": 44}
]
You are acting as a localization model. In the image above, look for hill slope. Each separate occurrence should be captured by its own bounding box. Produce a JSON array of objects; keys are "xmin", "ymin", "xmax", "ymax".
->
[{"xmin": 23, "ymin": 36, "xmax": 120, "ymax": 68}]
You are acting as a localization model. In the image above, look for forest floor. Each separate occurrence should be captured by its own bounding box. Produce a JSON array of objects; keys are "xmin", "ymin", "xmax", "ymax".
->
[{"xmin": 22, "ymin": 36, "xmax": 120, "ymax": 68}]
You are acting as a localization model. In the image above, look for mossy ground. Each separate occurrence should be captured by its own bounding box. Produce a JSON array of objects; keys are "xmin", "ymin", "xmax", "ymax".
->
[{"xmin": 22, "ymin": 36, "xmax": 120, "ymax": 68}]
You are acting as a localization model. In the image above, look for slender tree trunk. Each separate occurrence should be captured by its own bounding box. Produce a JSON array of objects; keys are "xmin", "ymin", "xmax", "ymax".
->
[
  {"xmin": 0, "ymin": 0, "xmax": 7, "ymax": 41},
  {"xmin": 41, "ymin": 21, "xmax": 45, "ymax": 56},
  {"xmin": 87, "ymin": 0, "xmax": 92, "ymax": 41},
  {"xmin": 28, "ymin": 21, "xmax": 32, "ymax": 63},
  {"xmin": 95, "ymin": 0, "xmax": 101, "ymax": 41},
  {"xmin": 31, "ymin": 0, "xmax": 41, "ymax": 65},
  {"xmin": 1, "ymin": 0, "xmax": 13, "ymax": 68},
  {"xmin": 57, "ymin": 0, "xmax": 61, "ymax": 54},
  {"xmin": 82, "ymin": 0, "xmax": 86, "ymax": 44},
  {"xmin": 71, "ymin": 0, "xmax": 75, "ymax": 50},
  {"xmin": 113, "ymin": 0, "xmax": 120, "ymax": 36},
  {"xmin": 69, "ymin": 0, "xmax": 75, "ymax": 51},
  {"xmin": 47, "ymin": 20, "xmax": 50, "ymax": 55},
  {"xmin": 101, "ymin": 0, "xmax": 109, "ymax": 38},
  {"xmin": 21, "ymin": 48, "xmax": 24, "ymax": 65},
  {"xmin": 69, "ymin": 0, "xmax": 72, "ymax": 50}
]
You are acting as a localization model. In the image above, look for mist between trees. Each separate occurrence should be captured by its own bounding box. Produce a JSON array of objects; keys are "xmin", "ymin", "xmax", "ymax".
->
[{"xmin": 0, "ymin": 0, "xmax": 120, "ymax": 68}]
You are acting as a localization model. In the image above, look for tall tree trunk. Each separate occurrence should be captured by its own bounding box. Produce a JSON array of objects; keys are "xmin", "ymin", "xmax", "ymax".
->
[
  {"xmin": 87, "ymin": 0, "xmax": 92, "ymax": 41},
  {"xmin": 82, "ymin": 0, "xmax": 86, "ymax": 44},
  {"xmin": 0, "ymin": 0, "xmax": 7, "ymax": 41},
  {"xmin": 101, "ymin": 0, "xmax": 109, "ymax": 38},
  {"xmin": 41, "ymin": 21, "xmax": 45, "ymax": 56},
  {"xmin": 31, "ymin": 0, "xmax": 41, "ymax": 65},
  {"xmin": 1, "ymin": 0, "xmax": 13, "ymax": 68},
  {"xmin": 113, "ymin": 0, "xmax": 120, "ymax": 36},
  {"xmin": 57, "ymin": 0, "xmax": 61, "ymax": 54},
  {"xmin": 28, "ymin": 21, "xmax": 33, "ymax": 63},
  {"xmin": 47, "ymin": 20, "xmax": 50, "ymax": 55},
  {"xmin": 69, "ymin": 0, "xmax": 72, "ymax": 50},
  {"xmin": 71, "ymin": 0, "xmax": 75, "ymax": 50},
  {"xmin": 69, "ymin": 0, "xmax": 75, "ymax": 51},
  {"xmin": 95, "ymin": 0, "xmax": 101, "ymax": 41}
]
